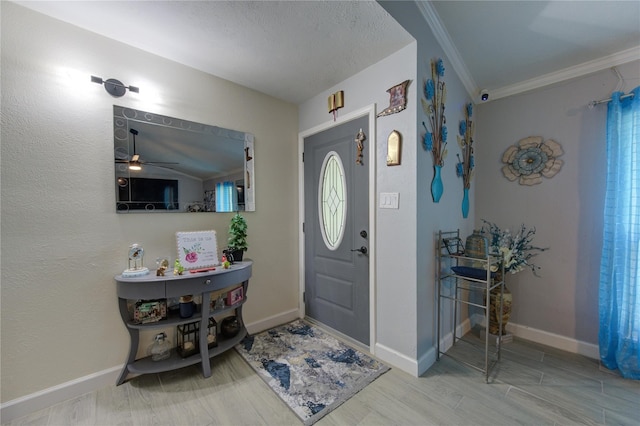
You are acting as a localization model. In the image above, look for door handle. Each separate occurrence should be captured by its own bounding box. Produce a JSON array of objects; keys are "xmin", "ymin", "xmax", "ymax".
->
[{"xmin": 351, "ymin": 246, "xmax": 368, "ymax": 255}]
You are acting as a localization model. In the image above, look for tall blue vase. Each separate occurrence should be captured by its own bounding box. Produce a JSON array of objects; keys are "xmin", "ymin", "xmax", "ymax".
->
[
  {"xmin": 461, "ymin": 187, "xmax": 470, "ymax": 218},
  {"xmin": 431, "ymin": 165, "xmax": 443, "ymax": 203}
]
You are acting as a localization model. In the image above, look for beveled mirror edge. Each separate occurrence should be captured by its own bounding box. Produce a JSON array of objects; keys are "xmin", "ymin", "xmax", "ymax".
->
[
  {"xmin": 113, "ymin": 105, "xmax": 255, "ymax": 213},
  {"xmin": 244, "ymin": 133, "xmax": 255, "ymax": 212}
]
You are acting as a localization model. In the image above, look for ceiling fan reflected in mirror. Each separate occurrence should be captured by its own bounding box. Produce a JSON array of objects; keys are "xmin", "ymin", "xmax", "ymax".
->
[{"xmin": 115, "ymin": 128, "xmax": 179, "ymax": 171}]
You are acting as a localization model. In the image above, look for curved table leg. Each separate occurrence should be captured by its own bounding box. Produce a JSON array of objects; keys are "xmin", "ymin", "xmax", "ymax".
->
[{"xmin": 117, "ymin": 298, "xmax": 139, "ymax": 385}]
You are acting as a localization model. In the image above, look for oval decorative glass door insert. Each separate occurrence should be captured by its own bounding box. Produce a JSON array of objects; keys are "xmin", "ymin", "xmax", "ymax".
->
[{"xmin": 318, "ymin": 151, "xmax": 347, "ymax": 250}]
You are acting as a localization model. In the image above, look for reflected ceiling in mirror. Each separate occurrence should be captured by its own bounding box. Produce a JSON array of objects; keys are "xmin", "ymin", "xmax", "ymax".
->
[{"xmin": 113, "ymin": 106, "xmax": 255, "ymax": 213}]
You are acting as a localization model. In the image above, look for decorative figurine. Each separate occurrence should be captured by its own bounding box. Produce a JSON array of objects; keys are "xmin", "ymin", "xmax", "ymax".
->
[
  {"xmin": 173, "ymin": 259, "xmax": 185, "ymax": 275},
  {"xmin": 355, "ymin": 128, "xmax": 366, "ymax": 165},
  {"xmin": 156, "ymin": 258, "xmax": 169, "ymax": 276}
]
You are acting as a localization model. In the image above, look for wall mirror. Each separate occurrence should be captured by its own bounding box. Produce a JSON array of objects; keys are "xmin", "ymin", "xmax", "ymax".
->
[{"xmin": 113, "ymin": 105, "xmax": 255, "ymax": 213}]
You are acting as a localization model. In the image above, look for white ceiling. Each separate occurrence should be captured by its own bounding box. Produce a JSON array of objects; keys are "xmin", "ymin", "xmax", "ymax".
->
[
  {"xmin": 12, "ymin": 0, "xmax": 640, "ymax": 104},
  {"xmin": 429, "ymin": 1, "xmax": 640, "ymax": 100}
]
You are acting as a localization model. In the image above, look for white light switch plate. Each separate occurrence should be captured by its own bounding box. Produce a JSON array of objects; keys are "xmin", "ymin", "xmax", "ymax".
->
[{"xmin": 379, "ymin": 192, "xmax": 399, "ymax": 209}]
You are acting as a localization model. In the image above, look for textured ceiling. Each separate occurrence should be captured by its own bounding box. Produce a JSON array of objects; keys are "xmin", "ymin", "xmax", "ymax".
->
[
  {"xmin": 11, "ymin": 1, "xmax": 640, "ymax": 104},
  {"xmin": 13, "ymin": 0, "xmax": 413, "ymax": 104}
]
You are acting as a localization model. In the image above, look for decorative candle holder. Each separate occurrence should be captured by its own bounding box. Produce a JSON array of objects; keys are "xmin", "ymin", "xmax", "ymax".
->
[
  {"xmin": 177, "ymin": 321, "xmax": 199, "ymax": 358},
  {"xmin": 207, "ymin": 318, "xmax": 218, "ymax": 349}
]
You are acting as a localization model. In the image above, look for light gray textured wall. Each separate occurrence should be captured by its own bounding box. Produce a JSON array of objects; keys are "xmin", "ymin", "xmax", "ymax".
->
[
  {"xmin": 300, "ymin": 0, "xmax": 477, "ymax": 374},
  {"xmin": 380, "ymin": 0, "xmax": 476, "ymax": 373},
  {"xmin": 299, "ymin": 43, "xmax": 421, "ymax": 372},
  {"xmin": 1, "ymin": 2, "xmax": 298, "ymax": 402},
  {"xmin": 475, "ymin": 61, "xmax": 640, "ymax": 346}
]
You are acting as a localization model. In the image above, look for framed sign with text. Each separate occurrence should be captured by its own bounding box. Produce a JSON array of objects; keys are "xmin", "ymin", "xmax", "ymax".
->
[{"xmin": 176, "ymin": 230, "xmax": 219, "ymax": 270}]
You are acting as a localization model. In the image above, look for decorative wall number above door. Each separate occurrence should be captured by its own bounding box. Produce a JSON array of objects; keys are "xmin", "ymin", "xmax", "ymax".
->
[{"xmin": 501, "ymin": 136, "xmax": 564, "ymax": 185}]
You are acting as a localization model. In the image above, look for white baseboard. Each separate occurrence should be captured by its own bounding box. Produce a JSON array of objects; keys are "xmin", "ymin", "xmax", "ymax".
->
[
  {"xmin": 416, "ymin": 346, "xmax": 437, "ymax": 377},
  {"xmin": 508, "ymin": 322, "xmax": 599, "ymax": 359},
  {"xmin": 374, "ymin": 342, "xmax": 420, "ymax": 376},
  {"xmin": 376, "ymin": 318, "xmax": 473, "ymax": 377},
  {"xmin": 2, "ymin": 311, "xmax": 598, "ymax": 424},
  {"xmin": 470, "ymin": 313, "xmax": 599, "ymax": 360},
  {"xmin": 1, "ymin": 309, "xmax": 301, "ymax": 424},
  {"xmin": 0, "ymin": 366, "xmax": 121, "ymax": 424},
  {"xmin": 438, "ymin": 317, "xmax": 473, "ymax": 354},
  {"xmin": 245, "ymin": 308, "xmax": 300, "ymax": 335}
]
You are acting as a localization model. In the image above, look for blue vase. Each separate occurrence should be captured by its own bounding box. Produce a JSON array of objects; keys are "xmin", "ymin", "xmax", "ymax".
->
[
  {"xmin": 462, "ymin": 187, "xmax": 470, "ymax": 218},
  {"xmin": 431, "ymin": 165, "xmax": 443, "ymax": 203}
]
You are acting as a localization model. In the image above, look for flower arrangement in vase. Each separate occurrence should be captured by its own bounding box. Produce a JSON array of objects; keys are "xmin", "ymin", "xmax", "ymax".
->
[
  {"xmin": 456, "ymin": 103, "xmax": 475, "ymax": 218},
  {"xmin": 421, "ymin": 58, "xmax": 448, "ymax": 202},
  {"xmin": 481, "ymin": 220, "xmax": 548, "ymax": 336},
  {"xmin": 482, "ymin": 220, "xmax": 547, "ymax": 276}
]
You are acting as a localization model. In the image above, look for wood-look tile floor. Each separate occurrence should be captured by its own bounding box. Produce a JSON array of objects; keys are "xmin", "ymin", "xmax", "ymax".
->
[{"xmin": 5, "ymin": 331, "xmax": 639, "ymax": 426}]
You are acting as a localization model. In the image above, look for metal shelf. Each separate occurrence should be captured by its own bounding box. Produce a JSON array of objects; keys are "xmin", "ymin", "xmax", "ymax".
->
[{"xmin": 436, "ymin": 230, "xmax": 504, "ymax": 382}]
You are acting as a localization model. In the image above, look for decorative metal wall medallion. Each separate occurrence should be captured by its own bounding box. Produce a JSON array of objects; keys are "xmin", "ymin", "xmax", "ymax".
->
[{"xmin": 502, "ymin": 136, "xmax": 564, "ymax": 185}]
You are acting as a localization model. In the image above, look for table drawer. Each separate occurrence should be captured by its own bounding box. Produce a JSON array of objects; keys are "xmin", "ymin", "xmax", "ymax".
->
[
  {"xmin": 116, "ymin": 280, "xmax": 165, "ymax": 300},
  {"xmin": 165, "ymin": 276, "xmax": 213, "ymax": 297},
  {"xmin": 164, "ymin": 266, "xmax": 252, "ymax": 297}
]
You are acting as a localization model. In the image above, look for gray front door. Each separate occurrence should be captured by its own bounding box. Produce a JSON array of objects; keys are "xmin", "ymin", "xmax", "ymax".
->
[{"xmin": 304, "ymin": 115, "xmax": 369, "ymax": 345}]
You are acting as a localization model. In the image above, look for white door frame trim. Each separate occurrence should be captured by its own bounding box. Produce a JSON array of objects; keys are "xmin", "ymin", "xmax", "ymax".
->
[{"xmin": 298, "ymin": 104, "xmax": 377, "ymax": 353}]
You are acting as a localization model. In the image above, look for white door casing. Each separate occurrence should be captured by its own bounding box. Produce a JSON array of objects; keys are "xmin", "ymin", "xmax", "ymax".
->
[{"xmin": 298, "ymin": 105, "xmax": 377, "ymax": 351}]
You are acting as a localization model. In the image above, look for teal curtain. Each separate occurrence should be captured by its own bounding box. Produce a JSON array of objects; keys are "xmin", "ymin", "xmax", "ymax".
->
[
  {"xmin": 164, "ymin": 186, "xmax": 177, "ymax": 210},
  {"xmin": 599, "ymin": 86, "xmax": 640, "ymax": 379},
  {"xmin": 216, "ymin": 181, "xmax": 236, "ymax": 212}
]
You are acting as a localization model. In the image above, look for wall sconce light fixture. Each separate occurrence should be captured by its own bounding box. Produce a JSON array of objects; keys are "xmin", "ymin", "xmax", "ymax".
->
[
  {"xmin": 328, "ymin": 90, "xmax": 344, "ymax": 121},
  {"xmin": 91, "ymin": 75, "xmax": 139, "ymax": 97}
]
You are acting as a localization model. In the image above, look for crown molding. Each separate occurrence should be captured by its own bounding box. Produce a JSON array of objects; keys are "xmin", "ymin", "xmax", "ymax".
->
[
  {"xmin": 414, "ymin": 1, "xmax": 640, "ymax": 103},
  {"xmin": 415, "ymin": 1, "xmax": 477, "ymax": 100},
  {"xmin": 490, "ymin": 46, "xmax": 640, "ymax": 101}
]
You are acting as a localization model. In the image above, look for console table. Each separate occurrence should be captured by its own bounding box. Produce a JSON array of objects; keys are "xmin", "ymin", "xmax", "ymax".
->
[{"xmin": 114, "ymin": 261, "xmax": 252, "ymax": 385}]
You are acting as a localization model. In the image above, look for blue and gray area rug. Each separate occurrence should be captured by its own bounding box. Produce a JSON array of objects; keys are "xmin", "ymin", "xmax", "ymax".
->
[{"xmin": 235, "ymin": 320, "xmax": 390, "ymax": 425}]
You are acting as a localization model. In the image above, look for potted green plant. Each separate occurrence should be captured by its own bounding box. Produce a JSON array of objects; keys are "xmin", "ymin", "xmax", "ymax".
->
[{"xmin": 226, "ymin": 212, "xmax": 248, "ymax": 262}]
